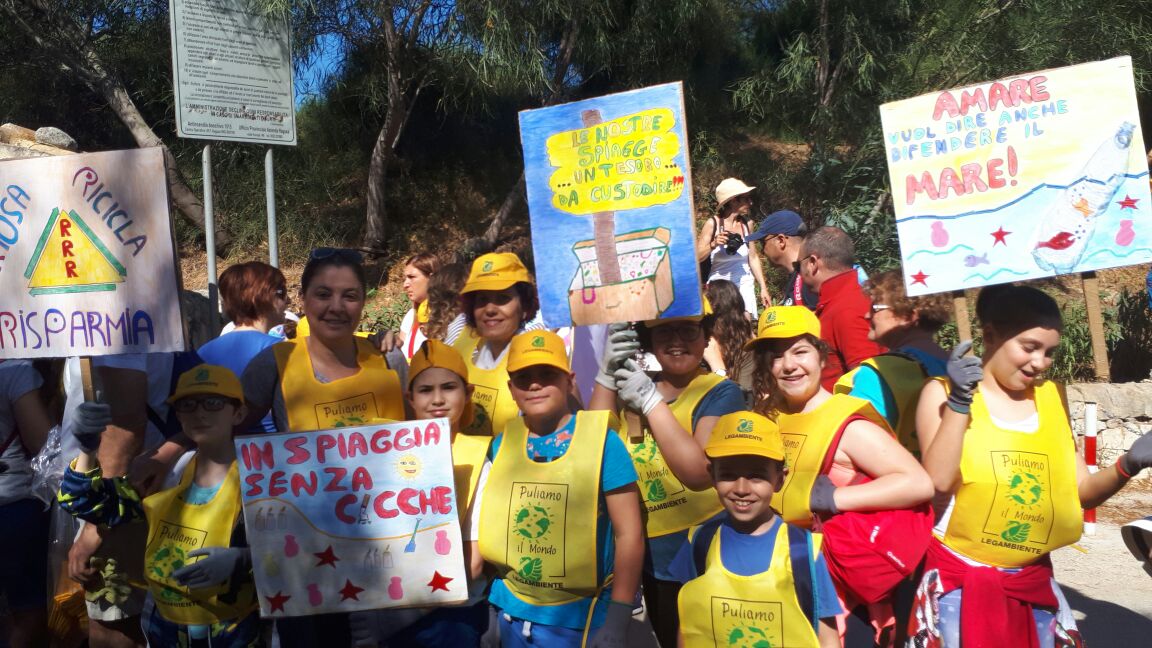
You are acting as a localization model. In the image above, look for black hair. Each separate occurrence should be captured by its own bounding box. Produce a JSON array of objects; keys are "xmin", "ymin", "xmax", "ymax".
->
[
  {"xmin": 975, "ymin": 284, "xmax": 1062, "ymax": 339},
  {"xmin": 301, "ymin": 251, "xmax": 367, "ymax": 295}
]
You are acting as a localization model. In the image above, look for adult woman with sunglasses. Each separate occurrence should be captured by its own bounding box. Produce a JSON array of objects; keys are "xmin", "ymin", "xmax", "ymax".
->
[
  {"xmin": 589, "ymin": 306, "xmax": 746, "ymax": 647},
  {"xmin": 448, "ymin": 252, "xmax": 544, "ymax": 436},
  {"xmin": 197, "ymin": 261, "xmax": 289, "ymax": 433}
]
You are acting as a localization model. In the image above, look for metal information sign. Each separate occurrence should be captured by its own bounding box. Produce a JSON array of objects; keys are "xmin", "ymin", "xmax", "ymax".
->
[{"xmin": 169, "ymin": 0, "xmax": 297, "ymax": 145}]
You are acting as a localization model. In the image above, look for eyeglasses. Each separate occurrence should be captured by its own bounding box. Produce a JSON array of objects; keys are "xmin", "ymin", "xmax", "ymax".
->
[
  {"xmin": 650, "ymin": 324, "xmax": 704, "ymax": 343},
  {"xmin": 870, "ymin": 304, "xmax": 890, "ymax": 313},
  {"xmin": 173, "ymin": 397, "xmax": 231, "ymax": 413},
  {"xmin": 309, "ymin": 247, "xmax": 364, "ymax": 264}
]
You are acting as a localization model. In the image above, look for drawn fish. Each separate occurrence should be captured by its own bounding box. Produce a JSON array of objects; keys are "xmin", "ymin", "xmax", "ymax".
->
[
  {"xmin": 963, "ymin": 254, "xmax": 989, "ymax": 267},
  {"xmin": 1035, "ymin": 232, "xmax": 1076, "ymax": 251},
  {"xmin": 1116, "ymin": 219, "xmax": 1135, "ymax": 247},
  {"xmin": 930, "ymin": 221, "xmax": 949, "ymax": 247}
]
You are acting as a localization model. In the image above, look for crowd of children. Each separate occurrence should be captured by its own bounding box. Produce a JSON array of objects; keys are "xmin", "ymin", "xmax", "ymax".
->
[{"xmin": 2, "ymin": 223, "xmax": 1150, "ymax": 648}]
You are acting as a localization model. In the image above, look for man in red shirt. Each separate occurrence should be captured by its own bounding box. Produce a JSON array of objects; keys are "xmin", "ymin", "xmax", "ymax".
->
[{"xmin": 797, "ymin": 226, "xmax": 885, "ymax": 390}]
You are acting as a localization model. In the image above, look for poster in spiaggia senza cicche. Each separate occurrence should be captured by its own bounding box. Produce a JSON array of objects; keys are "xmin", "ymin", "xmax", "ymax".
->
[
  {"xmin": 880, "ymin": 56, "xmax": 1152, "ymax": 296},
  {"xmin": 519, "ymin": 82, "xmax": 703, "ymax": 326},
  {"xmin": 233, "ymin": 419, "xmax": 468, "ymax": 616},
  {"xmin": 0, "ymin": 147, "xmax": 185, "ymax": 358}
]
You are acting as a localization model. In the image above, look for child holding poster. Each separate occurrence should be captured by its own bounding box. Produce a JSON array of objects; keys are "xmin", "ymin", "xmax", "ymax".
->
[
  {"xmin": 479, "ymin": 331, "xmax": 644, "ymax": 648},
  {"xmin": 58, "ymin": 365, "xmax": 261, "ymax": 647},
  {"xmin": 349, "ymin": 339, "xmax": 493, "ymax": 646}
]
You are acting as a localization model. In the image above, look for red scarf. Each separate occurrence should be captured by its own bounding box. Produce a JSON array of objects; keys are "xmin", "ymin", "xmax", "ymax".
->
[{"xmin": 925, "ymin": 539, "xmax": 1057, "ymax": 648}]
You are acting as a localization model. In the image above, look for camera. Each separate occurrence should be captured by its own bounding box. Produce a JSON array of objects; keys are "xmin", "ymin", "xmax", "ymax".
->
[{"xmin": 724, "ymin": 231, "xmax": 744, "ymax": 255}]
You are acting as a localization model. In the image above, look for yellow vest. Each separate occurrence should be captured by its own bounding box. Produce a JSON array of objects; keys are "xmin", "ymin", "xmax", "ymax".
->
[
  {"xmin": 452, "ymin": 432, "xmax": 492, "ymax": 523},
  {"xmin": 942, "ymin": 381, "xmax": 1081, "ymax": 568},
  {"xmin": 273, "ymin": 337, "xmax": 403, "ymax": 432},
  {"xmin": 834, "ymin": 353, "xmax": 928, "ymax": 457},
  {"xmin": 772, "ymin": 394, "xmax": 888, "ymax": 527},
  {"xmin": 678, "ymin": 524, "xmax": 820, "ymax": 648},
  {"xmin": 479, "ymin": 411, "xmax": 606, "ymax": 605},
  {"xmin": 618, "ymin": 373, "xmax": 725, "ymax": 537},
  {"xmin": 454, "ymin": 331, "xmax": 520, "ymax": 436},
  {"xmin": 142, "ymin": 459, "xmax": 257, "ymax": 625}
]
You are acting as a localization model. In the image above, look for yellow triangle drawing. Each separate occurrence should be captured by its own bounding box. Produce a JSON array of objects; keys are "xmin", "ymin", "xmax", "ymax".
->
[{"xmin": 25, "ymin": 208, "xmax": 127, "ymax": 296}]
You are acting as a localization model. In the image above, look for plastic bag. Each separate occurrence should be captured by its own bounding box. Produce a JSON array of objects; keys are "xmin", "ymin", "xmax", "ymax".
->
[{"xmin": 31, "ymin": 423, "xmax": 64, "ymax": 508}]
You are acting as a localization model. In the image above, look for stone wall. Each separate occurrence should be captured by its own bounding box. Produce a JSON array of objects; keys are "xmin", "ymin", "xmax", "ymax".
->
[{"xmin": 1067, "ymin": 382, "xmax": 1152, "ymax": 479}]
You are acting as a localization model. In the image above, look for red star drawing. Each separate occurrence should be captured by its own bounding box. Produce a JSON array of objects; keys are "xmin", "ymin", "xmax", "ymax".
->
[
  {"xmin": 1119, "ymin": 195, "xmax": 1140, "ymax": 210},
  {"xmin": 266, "ymin": 591, "xmax": 291, "ymax": 613},
  {"xmin": 911, "ymin": 270, "xmax": 929, "ymax": 286},
  {"xmin": 339, "ymin": 579, "xmax": 365, "ymax": 601},
  {"xmin": 314, "ymin": 545, "xmax": 340, "ymax": 568},
  {"xmin": 427, "ymin": 571, "xmax": 453, "ymax": 592},
  {"xmin": 991, "ymin": 226, "xmax": 1012, "ymax": 246}
]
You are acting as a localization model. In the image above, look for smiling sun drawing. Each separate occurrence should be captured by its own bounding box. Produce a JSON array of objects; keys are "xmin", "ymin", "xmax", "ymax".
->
[{"xmin": 395, "ymin": 454, "xmax": 423, "ymax": 480}]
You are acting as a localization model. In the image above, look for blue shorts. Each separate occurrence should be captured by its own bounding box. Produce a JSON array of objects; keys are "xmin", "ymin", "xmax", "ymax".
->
[{"xmin": 0, "ymin": 498, "xmax": 50, "ymax": 609}]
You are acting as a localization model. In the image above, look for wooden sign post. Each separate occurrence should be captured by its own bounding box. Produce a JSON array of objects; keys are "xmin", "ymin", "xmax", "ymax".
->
[{"xmin": 1080, "ymin": 271, "xmax": 1110, "ymax": 381}]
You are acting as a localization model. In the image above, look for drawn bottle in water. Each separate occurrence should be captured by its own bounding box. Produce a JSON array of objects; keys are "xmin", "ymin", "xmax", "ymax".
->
[
  {"xmin": 381, "ymin": 545, "xmax": 394, "ymax": 569},
  {"xmin": 1032, "ymin": 122, "xmax": 1135, "ymax": 273},
  {"xmin": 277, "ymin": 506, "xmax": 287, "ymax": 530}
]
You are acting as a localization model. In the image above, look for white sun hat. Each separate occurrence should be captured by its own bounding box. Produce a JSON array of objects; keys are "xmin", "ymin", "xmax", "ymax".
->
[{"xmin": 714, "ymin": 177, "xmax": 756, "ymax": 207}]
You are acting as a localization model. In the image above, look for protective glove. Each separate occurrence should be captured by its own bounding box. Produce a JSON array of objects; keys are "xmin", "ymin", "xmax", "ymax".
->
[
  {"xmin": 1120, "ymin": 432, "xmax": 1152, "ymax": 477},
  {"xmin": 614, "ymin": 360, "xmax": 662, "ymax": 416},
  {"xmin": 74, "ymin": 402, "xmax": 112, "ymax": 453},
  {"xmin": 809, "ymin": 475, "xmax": 840, "ymax": 515},
  {"xmin": 945, "ymin": 340, "xmax": 983, "ymax": 414},
  {"xmin": 588, "ymin": 600, "xmax": 632, "ymax": 648},
  {"xmin": 479, "ymin": 605, "xmax": 501, "ymax": 648},
  {"xmin": 349, "ymin": 610, "xmax": 384, "ymax": 647},
  {"xmin": 597, "ymin": 323, "xmax": 640, "ymax": 389},
  {"xmin": 171, "ymin": 547, "xmax": 251, "ymax": 590}
]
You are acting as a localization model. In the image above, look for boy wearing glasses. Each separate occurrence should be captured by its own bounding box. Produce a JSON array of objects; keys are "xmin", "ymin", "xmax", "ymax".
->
[{"xmin": 59, "ymin": 365, "xmax": 262, "ymax": 647}]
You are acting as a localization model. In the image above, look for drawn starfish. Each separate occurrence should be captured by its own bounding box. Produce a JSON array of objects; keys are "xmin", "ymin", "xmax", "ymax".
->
[
  {"xmin": 991, "ymin": 226, "xmax": 1012, "ymax": 246},
  {"xmin": 339, "ymin": 579, "xmax": 365, "ymax": 601},
  {"xmin": 314, "ymin": 545, "xmax": 340, "ymax": 568},
  {"xmin": 266, "ymin": 591, "xmax": 291, "ymax": 613},
  {"xmin": 427, "ymin": 571, "xmax": 453, "ymax": 593},
  {"xmin": 911, "ymin": 270, "xmax": 929, "ymax": 286}
]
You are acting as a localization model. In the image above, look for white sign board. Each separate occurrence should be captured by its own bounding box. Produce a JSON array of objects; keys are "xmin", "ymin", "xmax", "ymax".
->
[
  {"xmin": 0, "ymin": 148, "xmax": 185, "ymax": 358},
  {"xmin": 170, "ymin": 0, "xmax": 297, "ymax": 144}
]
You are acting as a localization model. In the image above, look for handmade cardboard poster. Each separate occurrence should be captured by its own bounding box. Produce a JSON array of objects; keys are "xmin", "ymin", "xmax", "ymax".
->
[
  {"xmin": 0, "ymin": 147, "xmax": 185, "ymax": 358},
  {"xmin": 880, "ymin": 56, "xmax": 1152, "ymax": 296},
  {"xmin": 519, "ymin": 82, "xmax": 702, "ymax": 326},
  {"xmin": 235, "ymin": 419, "xmax": 468, "ymax": 617}
]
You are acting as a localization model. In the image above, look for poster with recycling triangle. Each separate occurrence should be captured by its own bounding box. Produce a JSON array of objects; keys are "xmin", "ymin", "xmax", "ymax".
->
[{"xmin": 24, "ymin": 207, "xmax": 126, "ymax": 295}]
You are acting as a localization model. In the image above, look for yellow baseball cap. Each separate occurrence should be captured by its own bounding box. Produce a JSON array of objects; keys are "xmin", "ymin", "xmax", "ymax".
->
[
  {"xmin": 705, "ymin": 411, "xmax": 785, "ymax": 460},
  {"xmin": 168, "ymin": 364, "xmax": 244, "ymax": 404},
  {"xmin": 407, "ymin": 340, "xmax": 481, "ymax": 431},
  {"xmin": 460, "ymin": 252, "xmax": 532, "ymax": 294},
  {"xmin": 643, "ymin": 295, "xmax": 713, "ymax": 328},
  {"xmin": 506, "ymin": 330, "xmax": 570, "ymax": 374},
  {"xmin": 745, "ymin": 305, "xmax": 821, "ymax": 348}
]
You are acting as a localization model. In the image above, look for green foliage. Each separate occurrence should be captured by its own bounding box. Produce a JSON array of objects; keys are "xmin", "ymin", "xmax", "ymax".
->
[{"xmin": 360, "ymin": 289, "xmax": 410, "ymax": 333}]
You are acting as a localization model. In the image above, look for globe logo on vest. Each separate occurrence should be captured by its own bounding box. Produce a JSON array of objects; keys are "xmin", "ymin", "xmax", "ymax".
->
[
  {"xmin": 727, "ymin": 624, "xmax": 772, "ymax": 647},
  {"xmin": 514, "ymin": 504, "xmax": 552, "ymax": 540}
]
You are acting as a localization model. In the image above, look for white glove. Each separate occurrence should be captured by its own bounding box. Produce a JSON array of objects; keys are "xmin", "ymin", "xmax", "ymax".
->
[
  {"xmin": 597, "ymin": 323, "xmax": 640, "ymax": 390},
  {"xmin": 614, "ymin": 359, "xmax": 662, "ymax": 415}
]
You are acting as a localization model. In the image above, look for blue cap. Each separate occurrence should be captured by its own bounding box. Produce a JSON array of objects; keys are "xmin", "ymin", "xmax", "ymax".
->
[{"xmin": 746, "ymin": 210, "xmax": 803, "ymax": 241}]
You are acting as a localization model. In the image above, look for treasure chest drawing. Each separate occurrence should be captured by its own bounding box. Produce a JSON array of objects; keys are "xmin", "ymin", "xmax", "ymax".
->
[{"xmin": 568, "ymin": 227, "xmax": 673, "ymax": 324}]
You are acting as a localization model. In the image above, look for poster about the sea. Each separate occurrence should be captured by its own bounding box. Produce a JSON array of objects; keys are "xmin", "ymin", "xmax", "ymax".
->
[
  {"xmin": 880, "ymin": 56, "xmax": 1152, "ymax": 296},
  {"xmin": 518, "ymin": 82, "xmax": 702, "ymax": 326}
]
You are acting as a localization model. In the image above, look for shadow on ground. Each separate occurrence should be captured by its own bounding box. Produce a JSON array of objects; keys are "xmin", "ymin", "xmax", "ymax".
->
[{"xmin": 1062, "ymin": 584, "xmax": 1152, "ymax": 645}]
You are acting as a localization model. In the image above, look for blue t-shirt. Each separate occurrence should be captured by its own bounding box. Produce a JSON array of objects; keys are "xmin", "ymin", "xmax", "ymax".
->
[
  {"xmin": 197, "ymin": 331, "xmax": 280, "ymax": 433},
  {"xmin": 667, "ymin": 517, "xmax": 843, "ymax": 621},
  {"xmin": 647, "ymin": 377, "xmax": 746, "ymax": 580},
  {"xmin": 486, "ymin": 415, "xmax": 638, "ymax": 630},
  {"xmin": 848, "ymin": 348, "xmax": 947, "ymax": 430}
]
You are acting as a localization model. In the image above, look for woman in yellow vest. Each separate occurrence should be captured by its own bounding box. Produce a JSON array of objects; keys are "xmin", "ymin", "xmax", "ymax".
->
[
  {"xmin": 449, "ymin": 252, "xmax": 545, "ymax": 435},
  {"xmin": 914, "ymin": 285, "xmax": 1152, "ymax": 647},
  {"xmin": 588, "ymin": 304, "xmax": 747, "ymax": 647},
  {"xmin": 748, "ymin": 306, "xmax": 934, "ymax": 647},
  {"xmin": 349, "ymin": 339, "xmax": 493, "ymax": 646},
  {"xmin": 239, "ymin": 248, "xmax": 405, "ymax": 435},
  {"xmin": 479, "ymin": 331, "xmax": 644, "ymax": 647},
  {"xmin": 58, "ymin": 365, "xmax": 260, "ymax": 647}
]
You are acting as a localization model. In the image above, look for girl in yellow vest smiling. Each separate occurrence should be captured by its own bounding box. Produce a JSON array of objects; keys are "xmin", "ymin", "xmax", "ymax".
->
[
  {"xmin": 449, "ymin": 252, "xmax": 546, "ymax": 436},
  {"xmin": 748, "ymin": 306, "xmax": 934, "ymax": 646},
  {"xmin": 914, "ymin": 285, "xmax": 1152, "ymax": 647},
  {"xmin": 479, "ymin": 331, "xmax": 644, "ymax": 647},
  {"xmin": 588, "ymin": 304, "xmax": 746, "ymax": 647},
  {"xmin": 349, "ymin": 339, "xmax": 494, "ymax": 646},
  {"xmin": 58, "ymin": 365, "xmax": 260, "ymax": 647}
]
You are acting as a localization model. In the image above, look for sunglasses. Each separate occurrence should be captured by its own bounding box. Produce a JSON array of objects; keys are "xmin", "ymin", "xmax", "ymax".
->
[
  {"xmin": 651, "ymin": 324, "xmax": 704, "ymax": 343},
  {"xmin": 870, "ymin": 304, "xmax": 890, "ymax": 313},
  {"xmin": 310, "ymin": 247, "xmax": 364, "ymax": 264},
  {"xmin": 173, "ymin": 396, "xmax": 232, "ymax": 413}
]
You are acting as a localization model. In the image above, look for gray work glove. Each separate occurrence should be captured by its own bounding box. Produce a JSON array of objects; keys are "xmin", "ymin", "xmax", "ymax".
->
[
  {"xmin": 588, "ymin": 601, "xmax": 632, "ymax": 648},
  {"xmin": 349, "ymin": 610, "xmax": 384, "ymax": 647},
  {"xmin": 946, "ymin": 341, "xmax": 983, "ymax": 414},
  {"xmin": 74, "ymin": 402, "xmax": 112, "ymax": 453},
  {"xmin": 171, "ymin": 547, "xmax": 251, "ymax": 590},
  {"xmin": 614, "ymin": 360, "xmax": 662, "ymax": 416},
  {"xmin": 1121, "ymin": 432, "xmax": 1152, "ymax": 476},
  {"xmin": 809, "ymin": 475, "xmax": 840, "ymax": 515},
  {"xmin": 597, "ymin": 323, "xmax": 640, "ymax": 390},
  {"xmin": 479, "ymin": 605, "xmax": 501, "ymax": 648}
]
